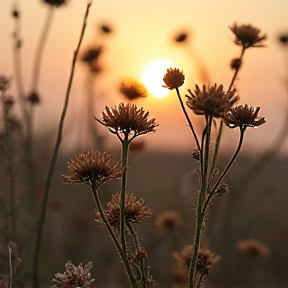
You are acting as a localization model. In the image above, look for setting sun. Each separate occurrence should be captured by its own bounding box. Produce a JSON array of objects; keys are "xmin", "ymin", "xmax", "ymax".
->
[{"xmin": 141, "ymin": 59, "xmax": 176, "ymax": 98}]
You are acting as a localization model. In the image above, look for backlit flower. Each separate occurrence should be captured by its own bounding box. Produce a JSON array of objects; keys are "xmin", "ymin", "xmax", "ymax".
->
[
  {"xmin": 230, "ymin": 23, "xmax": 267, "ymax": 48},
  {"xmin": 163, "ymin": 68, "xmax": 185, "ymax": 90},
  {"xmin": 224, "ymin": 104, "xmax": 266, "ymax": 130},
  {"xmin": 52, "ymin": 261, "xmax": 94, "ymax": 288},
  {"xmin": 62, "ymin": 150, "xmax": 123, "ymax": 186},
  {"xmin": 95, "ymin": 193, "xmax": 152, "ymax": 227},
  {"xmin": 96, "ymin": 103, "xmax": 158, "ymax": 140},
  {"xmin": 119, "ymin": 79, "xmax": 148, "ymax": 100},
  {"xmin": 186, "ymin": 84, "xmax": 239, "ymax": 118},
  {"xmin": 236, "ymin": 239, "xmax": 270, "ymax": 257}
]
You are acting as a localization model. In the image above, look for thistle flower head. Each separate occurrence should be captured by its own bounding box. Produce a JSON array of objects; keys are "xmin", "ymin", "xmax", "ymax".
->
[
  {"xmin": 224, "ymin": 104, "xmax": 266, "ymax": 130},
  {"xmin": 236, "ymin": 239, "xmax": 270, "ymax": 257},
  {"xmin": 230, "ymin": 23, "xmax": 267, "ymax": 49},
  {"xmin": 95, "ymin": 193, "xmax": 152, "ymax": 227},
  {"xmin": 163, "ymin": 68, "xmax": 185, "ymax": 90},
  {"xmin": 96, "ymin": 103, "xmax": 158, "ymax": 141},
  {"xmin": 186, "ymin": 84, "xmax": 239, "ymax": 118},
  {"xmin": 119, "ymin": 79, "xmax": 148, "ymax": 101},
  {"xmin": 43, "ymin": 0, "xmax": 67, "ymax": 7},
  {"xmin": 62, "ymin": 150, "xmax": 123, "ymax": 186},
  {"xmin": 52, "ymin": 261, "xmax": 94, "ymax": 288}
]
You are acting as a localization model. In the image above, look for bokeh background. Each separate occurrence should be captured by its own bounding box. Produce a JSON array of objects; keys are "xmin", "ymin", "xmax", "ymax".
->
[{"xmin": 1, "ymin": 0, "xmax": 288, "ymax": 287}]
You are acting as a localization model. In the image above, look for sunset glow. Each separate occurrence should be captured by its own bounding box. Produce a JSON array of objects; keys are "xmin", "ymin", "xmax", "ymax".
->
[{"xmin": 141, "ymin": 59, "xmax": 176, "ymax": 98}]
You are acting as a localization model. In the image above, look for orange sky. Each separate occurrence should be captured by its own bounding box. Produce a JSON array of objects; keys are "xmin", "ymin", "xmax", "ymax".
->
[{"xmin": 1, "ymin": 0, "xmax": 288, "ymax": 155}]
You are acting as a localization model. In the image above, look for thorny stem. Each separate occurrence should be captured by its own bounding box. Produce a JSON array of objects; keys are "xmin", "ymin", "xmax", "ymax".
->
[
  {"xmin": 203, "ymin": 127, "xmax": 245, "ymax": 214},
  {"xmin": 188, "ymin": 116, "xmax": 212, "ymax": 287},
  {"xmin": 90, "ymin": 183, "xmax": 138, "ymax": 288},
  {"xmin": 32, "ymin": 2, "xmax": 92, "ymax": 288},
  {"xmin": 175, "ymin": 87, "xmax": 201, "ymax": 151}
]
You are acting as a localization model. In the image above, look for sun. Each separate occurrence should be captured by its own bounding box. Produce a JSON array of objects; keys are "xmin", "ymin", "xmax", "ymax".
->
[{"xmin": 141, "ymin": 58, "xmax": 176, "ymax": 98}]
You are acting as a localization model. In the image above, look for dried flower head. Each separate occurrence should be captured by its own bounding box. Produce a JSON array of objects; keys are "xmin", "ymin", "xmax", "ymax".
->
[
  {"xmin": 173, "ymin": 245, "xmax": 219, "ymax": 275},
  {"xmin": 156, "ymin": 210, "xmax": 181, "ymax": 230},
  {"xmin": 0, "ymin": 75, "xmax": 12, "ymax": 92},
  {"xmin": 236, "ymin": 239, "xmax": 270, "ymax": 257},
  {"xmin": 95, "ymin": 193, "xmax": 152, "ymax": 227},
  {"xmin": 163, "ymin": 68, "xmax": 185, "ymax": 90},
  {"xmin": 214, "ymin": 183, "xmax": 229, "ymax": 194},
  {"xmin": 52, "ymin": 261, "xmax": 94, "ymax": 288},
  {"xmin": 43, "ymin": 0, "xmax": 67, "ymax": 7},
  {"xmin": 186, "ymin": 84, "xmax": 239, "ymax": 118},
  {"xmin": 130, "ymin": 249, "xmax": 148, "ymax": 264},
  {"xmin": 96, "ymin": 103, "xmax": 158, "ymax": 141},
  {"xmin": 224, "ymin": 104, "xmax": 266, "ymax": 130},
  {"xmin": 192, "ymin": 149, "xmax": 201, "ymax": 161},
  {"xmin": 119, "ymin": 79, "xmax": 148, "ymax": 101},
  {"xmin": 230, "ymin": 23, "xmax": 267, "ymax": 48},
  {"xmin": 230, "ymin": 58, "xmax": 242, "ymax": 70},
  {"xmin": 62, "ymin": 151, "xmax": 123, "ymax": 186}
]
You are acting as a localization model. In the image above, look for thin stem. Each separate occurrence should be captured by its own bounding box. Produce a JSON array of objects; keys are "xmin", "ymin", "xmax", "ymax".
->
[
  {"xmin": 8, "ymin": 244, "xmax": 13, "ymax": 288},
  {"xmin": 32, "ymin": 2, "xmax": 92, "ymax": 288},
  {"xmin": 210, "ymin": 120, "xmax": 223, "ymax": 176},
  {"xmin": 175, "ymin": 87, "xmax": 201, "ymax": 151},
  {"xmin": 90, "ymin": 184, "xmax": 138, "ymax": 288},
  {"xmin": 188, "ymin": 116, "xmax": 212, "ymax": 287}
]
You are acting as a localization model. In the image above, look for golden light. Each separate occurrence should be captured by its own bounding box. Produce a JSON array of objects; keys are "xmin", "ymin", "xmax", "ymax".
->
[{"xmin": 141, "ymin": 58, "xmax": 176, "ymax": 98}]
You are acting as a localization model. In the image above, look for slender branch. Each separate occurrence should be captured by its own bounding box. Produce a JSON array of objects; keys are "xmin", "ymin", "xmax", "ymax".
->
[
  {"xmin": 32, "ymin": 3, "xmax": 93, "ymax": 288},
  {"xmin": 175, "ymin": 87, "xmax": 201, "ymax": 151}
]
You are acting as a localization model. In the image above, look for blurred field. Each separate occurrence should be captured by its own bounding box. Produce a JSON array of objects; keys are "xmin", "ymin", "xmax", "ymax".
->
[{"xmin": 5, "ymin": 147, "xmax": 285, "ymax": 288}]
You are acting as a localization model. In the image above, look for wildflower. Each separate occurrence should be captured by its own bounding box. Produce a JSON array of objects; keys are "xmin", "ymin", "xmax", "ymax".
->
[
  {"xmin": 230, "ymin": 58, "xmax": 242, "ymax": 70},
  {"xmin": 186, "ymin": 84, "xmax": 239, "ymax": 118},
  {"xmin": 43, "ymin": 0, "xmax": 67, "ymax": 7},
  {"xmin": 224, "ymin": 104, "xmax": 266, "ymax": 130},
  {"xmin": 27, "ymin": 91, "xmax": 41, "ymax": 105},
  {"xmin": 0, "ymin": 75, "xmax": 12, "ymax": 92},
  {"xmin": 173, "ymin": 245, "xmax": 219, "ymax": 275},
  {"xmin": 96, "ymin": 103, "xmax": 158, "ymax": 140},
  {"xmin": 130, "ymin": 249, "xmax": 148, "ymax": 264},
  {"xmin": 236, "ymin": 239, "xmax": 270, "ymax": 257},
  {"xmin": 230, "ymin": 23, "xmax": 267, "ymax": 49},
  {"xmin": 156, "ymin": 210, "xmax": 181, "ymax": 230},
  {"xmin": 214, "ymin": 183, "xmax": 229, "ymax": 194},
  {"xmin": 278, "ymin": 33, "xmax": 288, "ymax": 46},
  {"xmin": 52, "ymin": 260, "xmax": 94, "ymax": 288},
  {"xmin": 119, "ymin": 79, "xmax": 148, "ymax": 101},
  {"xmin": 62, "ymin": 150, "xmax": 123, "ymax": 186},
  {"xmin": 163, "ymin": 68, "xmax": 185, "ymax": 90},
  {"xmin": 191, "ymin": 149, "xmax": 201, "ymax": 161},
  {"xmin": 95, "ymin": 193, "xmax": 152, "ymax": 227}
]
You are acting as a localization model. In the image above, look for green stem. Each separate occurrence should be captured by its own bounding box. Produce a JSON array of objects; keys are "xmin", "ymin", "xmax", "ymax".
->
[
  {"xmin": 188, "ymin": 116, "xmax": 212, "ymax": 287},
  {"xmin": 90, "ymin": 183, "xmax": 138, "ymax": 288},
  {"xmin": 32, "ymin": 3, "xmax": 92, "ymax": 288},
  {"xmin": 175, "ymin": 87, "xmax": 201, "ymax": 151}
]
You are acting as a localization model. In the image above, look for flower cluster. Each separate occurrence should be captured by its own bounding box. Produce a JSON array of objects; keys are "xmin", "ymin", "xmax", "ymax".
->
[
  {"xmin": 96, "ymin": 103, "xmax": 158, "ymax": 140},
  {"xmin": 62, "ymin": 150, "xmax": 123, "ymax": 186},
  {"xmin": 52, "ymin": 261, "xmax": 94, "ymax": 288},
  {"xmin": 95, "ymin": 193, "xmax": 152, "ymax": 227}
]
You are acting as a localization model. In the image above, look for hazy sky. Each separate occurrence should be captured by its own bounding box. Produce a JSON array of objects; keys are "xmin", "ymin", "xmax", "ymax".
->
[{"xmin": 1, "ymin": 0, "xmax": 288, "ymax": 155}]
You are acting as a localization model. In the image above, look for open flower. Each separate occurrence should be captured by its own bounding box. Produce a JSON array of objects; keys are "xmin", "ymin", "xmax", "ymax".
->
[
  {"xmin": 95, "ymin": 193, "xmax": 152, "ymax": 227},
  {"xmin": 119, "ymin": 79, "xmax": 148, "ymax": 101},
  {"xmin": 186, "ymin": 84, "xmax": 239, "ymax": 118},
  {"xmin": 230, "ymin": 23, "xmax": 267, "ymax": 49},
  {"xmin": 62, "ymin": 151, "xmax": 123, "ymax": 186},
  {"xmin": 96, "ymin": 103, "xmax": 158, "ymax": 141},
  {"xmin": 163, "ymin": 68, "xmax": 185, "ymax": 90},
  {"xmin": 52, "ymin": 261, "xmax": 94, "ymax": 288},
  {"xmin": 224, "ymin": 104, "xmax": 266, "ymax": 130}
]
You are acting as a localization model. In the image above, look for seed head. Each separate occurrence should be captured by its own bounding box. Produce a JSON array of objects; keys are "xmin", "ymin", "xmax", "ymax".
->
[
  {"xmin": 224, "ymin": 104, "xmax": 266, "ymax": 130},
  {"xmin": 186, "ymin": 84, "xmax": 239, "ymax": 118},
  {"xmin": 236, "ymin": 239, "xmax": 270, "ymax": 257},
  {"xmin": 163, "ymin": 68, "xmax": 185, "ymax": 90},
  {"xmin": 62, "ymin": 151, "xmax": 123, "ymax": 186},
  {"xmin": 95, "ymin": 193, "xmax": 152, "ymax": 227},
  {"xmin": 156, "ymin": 210, "xmax": 181, "ymax": 230},
  {"xmin": 230, "ymin": 23, "xmax": 267, "ymax": 49},
  {"xmin": 96, "ymin": 103, "xmax": 158, "ymax": 140},
  {"xmin": 119, "ymin": 79, "xmax": 148, "ymax": 101},
  {"xmin": 52, "ymin": 261, "xmax": 94, "ymax": 288}
]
